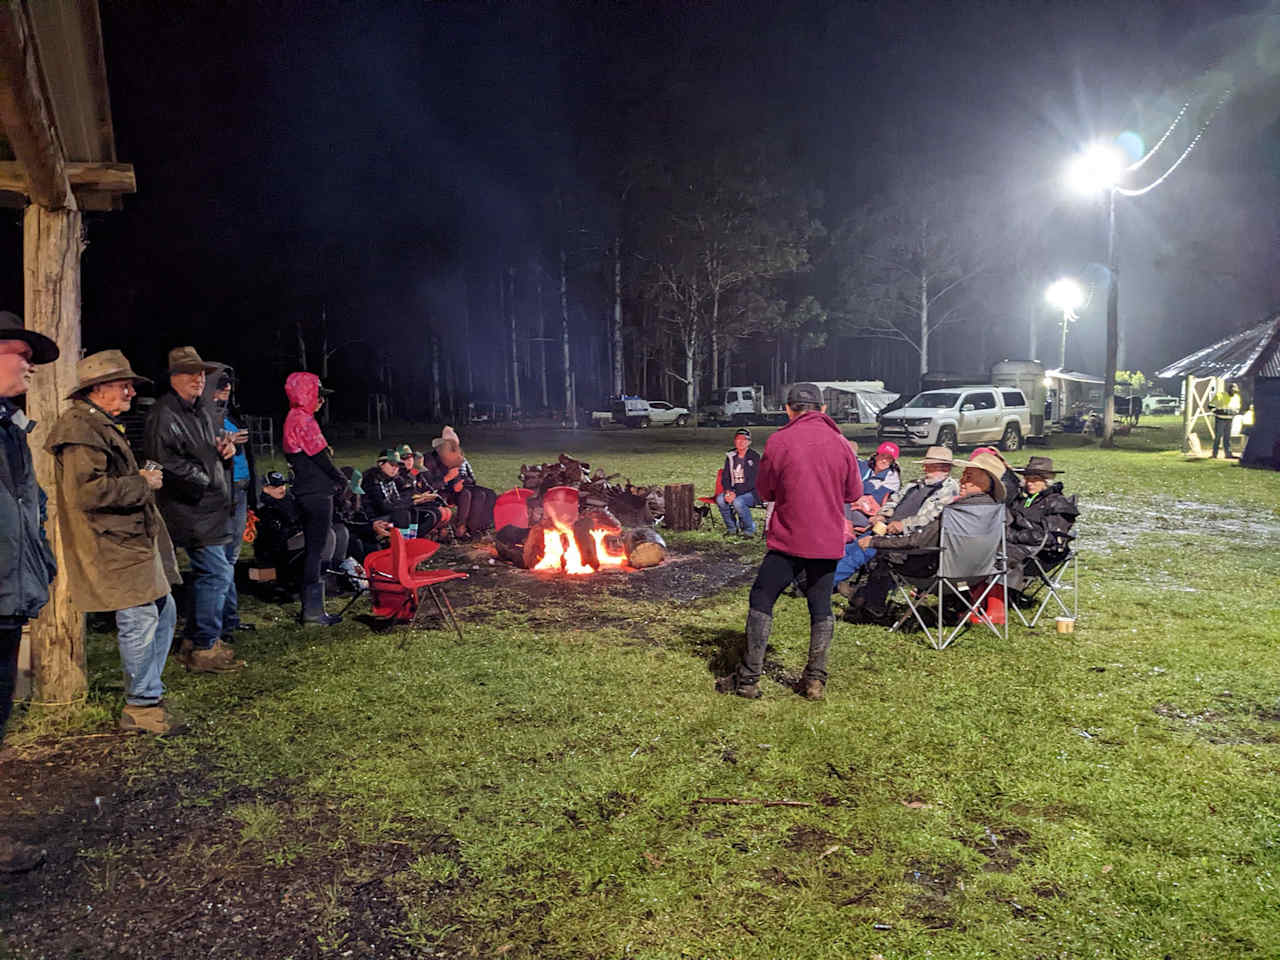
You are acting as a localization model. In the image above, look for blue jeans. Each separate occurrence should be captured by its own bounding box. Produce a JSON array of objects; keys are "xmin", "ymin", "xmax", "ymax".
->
[
  {"xmin": 222, "ymin": 484, "xmax": 248, "ymax": 630},
  {"xmin": 185, "ymin": 544, "xmax": 233, "ymax": 650},
  {"xmin": 716, "ymin": 491, "xmax": 758, "ymax": 534},
  {"xmin": 834, "ymin": 540, "xmax": 877, "ymax": 585},
  {"xmin": 117, "ymin": 594, "xmax": 176, "ymax": 706}
]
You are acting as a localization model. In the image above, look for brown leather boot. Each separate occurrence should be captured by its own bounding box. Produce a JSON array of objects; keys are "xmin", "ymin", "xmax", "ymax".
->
[
  {"xmin": 119, "ymin": 704, "xmax": 173, "ymax": 735},
  {"xmin": 802, "ymin": 678, "xmax": 825, "ymax": 701},
  {"xmin": 182, "ymin": 646, "xmax": 245, "ymax": 673},
  {"xmin": 210, "ymin": 638, "xmax": 246, "ymax": 665}
]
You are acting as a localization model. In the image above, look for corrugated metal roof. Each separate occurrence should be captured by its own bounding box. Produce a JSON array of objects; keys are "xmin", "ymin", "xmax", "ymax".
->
[{"xmin": 1154, "ymin": 315, "xmax": 1280, "ymax": 380}]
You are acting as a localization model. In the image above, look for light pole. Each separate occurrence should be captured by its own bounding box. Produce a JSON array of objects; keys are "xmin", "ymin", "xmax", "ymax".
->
[
  {"xmin": 1064, "ymin": 143, "xmax": 1125, "ymax": 445},
  {"xmin": 1045, "ymin": 276, "xmax": 1085, "ymax": 370}
]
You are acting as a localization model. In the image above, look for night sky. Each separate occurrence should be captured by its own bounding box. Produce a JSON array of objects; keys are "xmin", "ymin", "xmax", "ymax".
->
[{"xmin": 4, "ymin": 0, "xmax": 1277, "ymax": 414}]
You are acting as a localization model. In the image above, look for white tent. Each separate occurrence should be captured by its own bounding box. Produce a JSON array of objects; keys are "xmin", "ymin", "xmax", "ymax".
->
[{"xmin": 808, "ymin": 381, "xmax": 900, "ymax": 423}]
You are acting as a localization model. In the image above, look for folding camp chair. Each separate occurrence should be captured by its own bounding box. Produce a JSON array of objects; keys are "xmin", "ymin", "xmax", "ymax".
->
[
  {"xmin": 889, "ymin": 500, "xmax": 1008, "ymax": 649},
  {"xmin": 361, "ymin": 531, "xmax": 469, "ymax": 640},
  {"xmin": 1011, "ymin": 543, "xmax": 1078, "ymax": 628}
]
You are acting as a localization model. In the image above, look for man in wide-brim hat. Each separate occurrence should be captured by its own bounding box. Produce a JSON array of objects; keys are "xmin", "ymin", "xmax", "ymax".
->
[
  {"xmin": 46, "ymin": 350, "xmax": 184, "ymax": 734},
  {"xmin": 1005, "ymin": 455, "xmax": 1078, "ymax": 594},
  {"xmin": 0, "ymin": 310, "xmax": 59, "ymax": 874},
  {"xmin": 144, "ymin": 347, "xmax": 243, "ymax": 674},
  {"xmin": 851, "ymin": 450, "xmax": 1008, "ymax": 622},
  {"xmin": 833, "ymin": 444, "xmax": 960, "ymax": 596}
]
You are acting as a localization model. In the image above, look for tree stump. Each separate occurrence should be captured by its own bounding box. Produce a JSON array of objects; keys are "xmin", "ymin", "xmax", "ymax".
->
[{"xmin": 663, "ymin": 482, "xmax": 698, "ymax": 530}]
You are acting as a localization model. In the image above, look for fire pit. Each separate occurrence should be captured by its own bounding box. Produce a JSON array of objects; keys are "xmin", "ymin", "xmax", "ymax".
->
[{"xmin": 495, "ymin": 484, "xmax": 667, "ymax": 574}]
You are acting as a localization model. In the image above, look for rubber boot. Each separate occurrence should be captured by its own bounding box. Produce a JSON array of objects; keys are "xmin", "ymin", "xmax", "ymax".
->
[
  {"xmin": 984, "ymin": 583, "xmax": 1006, "ymax": 626},
  {"xmin": 801, "ymin": 616, "xmax": 835, "ymax": 699},
  {"xmin": 968, "ymin": 580, "xmax": 1006, "ymax": 625},
  {"xmin": 715, "ymin": 609, "xmax": 771, "ymax": 699},
  {"xmin": 300, "ymin": 582, "xmax": 342, "ymax": 627}
]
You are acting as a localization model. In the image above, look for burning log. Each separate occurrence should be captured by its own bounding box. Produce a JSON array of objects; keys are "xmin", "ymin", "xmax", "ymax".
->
[{"xmin": 625, "ymin": 527, "xmax": 667, "ymax": 568}]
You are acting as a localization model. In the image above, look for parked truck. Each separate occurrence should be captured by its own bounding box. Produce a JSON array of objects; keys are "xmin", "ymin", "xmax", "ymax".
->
[
  {"xmin": 877, "ymin": 383, "xmax": 1032, "ymax": 451},
  {"xmin": 713, "ymin": 385, "xmax": 789, "ymax": 426},
  {"xmin": 709, "ymin": 381, "xmax": 896, "ymax": 426}
]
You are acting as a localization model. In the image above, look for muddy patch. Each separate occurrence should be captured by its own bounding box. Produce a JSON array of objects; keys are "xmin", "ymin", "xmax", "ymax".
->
[
  {"xmin": 956, "ymin": 823, "xmax": 1037, "ymax": 873},
  {"xmin": 385, "ymin": 542, "xmax": 755, "ymax": 635},
  {"xmin": 0, "ymin": 738, "xmax": 453, "ymax": 959},
  {"xmin": 1154, "ymin": 698, "xmax": 1280, "ymax": 745},
  {"xmin": 904, "ymin": 860, "xmax": 964, "ymax": 931},
  {"xmin": 1082, "ymin": 498, "xmax": 1280, "ymax": 556}
]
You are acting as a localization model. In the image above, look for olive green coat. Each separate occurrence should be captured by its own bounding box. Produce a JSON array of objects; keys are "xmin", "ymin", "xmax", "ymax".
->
[{"xmin": 45, "ymin": 401, "xmax": 180, "ymax": 612}]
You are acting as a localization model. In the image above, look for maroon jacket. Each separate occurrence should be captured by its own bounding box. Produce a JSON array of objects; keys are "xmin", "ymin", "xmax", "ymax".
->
[{"xmin": 757, "ymin": 411, "xmax": 862, "ymax": 559}]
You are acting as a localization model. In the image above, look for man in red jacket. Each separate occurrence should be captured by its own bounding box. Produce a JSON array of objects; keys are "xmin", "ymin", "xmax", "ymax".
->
[{"xmin": 716, "ymin": 383, "xmax": 862, "ymax": 701}]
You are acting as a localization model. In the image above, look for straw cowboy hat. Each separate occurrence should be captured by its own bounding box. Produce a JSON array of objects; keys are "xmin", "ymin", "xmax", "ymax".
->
[
  {"xmin": 966, "ymin": 452, "xmax": 1008, "ymax": 493},
  {"xmin": 914, "ymin": 445, "xmax": 954, "ymax": 467},
  {"xmin": 165, "ymin": 346, "xmax": 220, "ymax": 375},
  {"xmin": 0, "ymin": 310, "xmax": 58, "ymax": 364},
  {"xmin": 1015, "ymin": 455, "xmax": 1064, "ymax": 476},
  {"xmin": 67, "ymin": 349, "xmax": 152, "ymax": 399}
]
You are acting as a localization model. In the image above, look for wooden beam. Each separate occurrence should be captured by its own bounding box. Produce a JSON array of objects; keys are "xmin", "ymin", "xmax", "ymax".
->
[
  {"xmin": 23, "ymin": 203, "xmax": 87, "ymax": 706},
  {"xmin": 0, "ymin": 160, "xmax": 135, "ymax": 196},
  {"xmin": 0, "ymin": 2, "xmax": 74, "ymax": 210},
  {"xmin": 0, "ymin": 159, "xmax": 135, "ymax": 197}
]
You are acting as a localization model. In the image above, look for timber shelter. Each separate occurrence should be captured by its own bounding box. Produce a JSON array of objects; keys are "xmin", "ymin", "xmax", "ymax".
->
[{"xmin": 0, "ymin": 0, "xmax": 136, "ymax": 704}]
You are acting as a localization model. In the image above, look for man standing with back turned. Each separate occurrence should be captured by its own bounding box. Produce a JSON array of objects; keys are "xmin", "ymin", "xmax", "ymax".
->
[{"xmin": 716, "ymin": 383, "xmax": 861, "ymax": 701}]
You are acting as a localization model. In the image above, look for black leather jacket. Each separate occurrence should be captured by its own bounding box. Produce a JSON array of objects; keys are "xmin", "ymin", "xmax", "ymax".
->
[{"xmin": 144, "ymin": 390, "xmax": 231, "ymax": 547}]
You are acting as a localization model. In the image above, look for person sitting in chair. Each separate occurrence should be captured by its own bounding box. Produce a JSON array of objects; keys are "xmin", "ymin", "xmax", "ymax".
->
[
  {"xmin": 1005, "ymin": 456, "xmax": 1078, "ymax": 598},
  {"xmin": 715, "ymin": 428, "xmax": 761, "ymax": 537},
  {"xmin": 254, "ymin": 471, "xmax": 304, "ymax": 575},
  {"xmin": 363, "ymin": 449, "xmax": 450, "ymax": 538},
  {"xmin": 423, "ymin": 426, "xmax": 495, "ymax": 540},
  {"xmin": 834, "ymin": 445, "xmax": 960, "ymax": 597},
  {"xmin": 847, "ymin": 452, "xmax": 1006, "ymax": 622}
]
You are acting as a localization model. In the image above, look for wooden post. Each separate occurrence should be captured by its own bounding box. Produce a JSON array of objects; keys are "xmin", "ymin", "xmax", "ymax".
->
[
  {"xmin": 23, "ymin": 203, "xmax": 86, "ymax": 706},
  {"xmin": 663, "ymin": 483, "xmax": 697, "ymax": 531}
]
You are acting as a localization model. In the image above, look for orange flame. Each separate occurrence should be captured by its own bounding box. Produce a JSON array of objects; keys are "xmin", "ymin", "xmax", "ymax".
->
[
  {"xmin": 590, "ymin": 529, "xmax": 628, "ymax": 568},
  {"xmin": 532, "ymin": 518, "xmax": 594, "ymax": 575}
]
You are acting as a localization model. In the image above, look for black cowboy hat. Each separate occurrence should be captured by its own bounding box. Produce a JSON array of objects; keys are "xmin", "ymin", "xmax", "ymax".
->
[
  {"xmin": 0, "ymin": 311, "xmax": 59, "ymax": 365},
  {"xmin": 1015, "ymin": 455, "xmax": 1064, "ymax": 475}
]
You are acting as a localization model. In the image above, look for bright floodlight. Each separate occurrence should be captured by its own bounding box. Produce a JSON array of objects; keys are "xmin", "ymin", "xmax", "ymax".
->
[
  {"xmin": 1064, "ymin": 142, "xmax": 1125, "ymax": 195},
  {"xmin": 1045, "ymin": 277, "xmax": 1085, "ymax": 314}
]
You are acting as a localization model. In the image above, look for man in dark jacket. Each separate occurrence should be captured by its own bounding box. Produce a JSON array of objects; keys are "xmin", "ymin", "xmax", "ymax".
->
[
  {"xmin": 716, "ymin": 383, "xmax": 862, "ymax": 702},
  {"xmin": 1006, "ymin": 456, "xmax": 1077, "ymax": 592},
  {"xmin": 0, "ymin": 311, "xmax": 58, "ymax": 873},
  {"xmin": 715, "ymin": 428, "xmax": 761, "ymax": 536},
  {"xmin": 143, "ymin": 347, "xmax": 243, "ymax": 674}
]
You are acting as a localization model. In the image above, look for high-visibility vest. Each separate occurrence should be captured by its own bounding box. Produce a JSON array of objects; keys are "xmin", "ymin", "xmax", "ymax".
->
[{"xmin": 1212, "ymin": 391, "xmax": 1241, "ymax": 419}]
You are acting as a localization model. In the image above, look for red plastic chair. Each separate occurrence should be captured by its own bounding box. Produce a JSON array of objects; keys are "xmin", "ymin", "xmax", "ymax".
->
[
  {"xmin": 366, "ymin": 531, "xmax": 468, "ymax": 639},
  {"xmin": 697, "ymin": 468, "xmax": 726, "ymax": 504},
  {"xmin": 493, "ymin": 487, "xmax": 535, "ymax": 531}
]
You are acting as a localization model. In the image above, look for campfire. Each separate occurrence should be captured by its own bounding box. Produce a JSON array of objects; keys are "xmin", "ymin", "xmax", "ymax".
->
[{"xmin": 493, "ymin": 454, "xmax": 672, "ymax": 575}]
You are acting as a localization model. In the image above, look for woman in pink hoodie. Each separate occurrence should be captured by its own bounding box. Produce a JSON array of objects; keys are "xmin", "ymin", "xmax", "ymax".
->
[{"xmin": 282, "ymin": 372, "xmax": 346, "ymax": 626}]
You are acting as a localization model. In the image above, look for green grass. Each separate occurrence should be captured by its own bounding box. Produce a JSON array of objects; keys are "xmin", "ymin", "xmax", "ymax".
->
[{"xmin": 12, "ymin": 415, "xmax": 1280, "ymax": 958}]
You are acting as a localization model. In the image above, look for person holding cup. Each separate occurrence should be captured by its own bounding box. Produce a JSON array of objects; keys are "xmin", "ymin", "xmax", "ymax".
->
[
  {"xmin": 46, "ymin": 350, "xmax": 185, "ymax": 733},
  {"xmin": 144, "ymin": 347, "xmax": 244, "ymax": 673}
]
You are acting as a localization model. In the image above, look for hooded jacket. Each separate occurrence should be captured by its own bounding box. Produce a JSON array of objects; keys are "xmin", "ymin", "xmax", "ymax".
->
[
  {"xmin": 282, "ymin": 372, "xmax": 344, "ymax": 499},
  {"xmin": 144, "ymin": 387, "xmax": 231, "ymax": 548},
  {"xmin": 0, "ymin": 398, "xmax": 56, "ymax": 622},
  {"xmin": 45, "ymin": 400, "xmax": 180, "ymax": 611},
  {"xmin": 201, "ymin": 363, "xmax": 257, "ymax": 509},
  {"xmin": 757, "ymin": 411, "xmax": 862, "ymax": 559}
]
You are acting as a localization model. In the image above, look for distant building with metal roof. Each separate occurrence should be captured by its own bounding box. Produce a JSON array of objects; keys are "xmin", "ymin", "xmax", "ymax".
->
[{"xmin": 1155, "ymin": 315, "xmax": 1280, "ymax": 381}]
